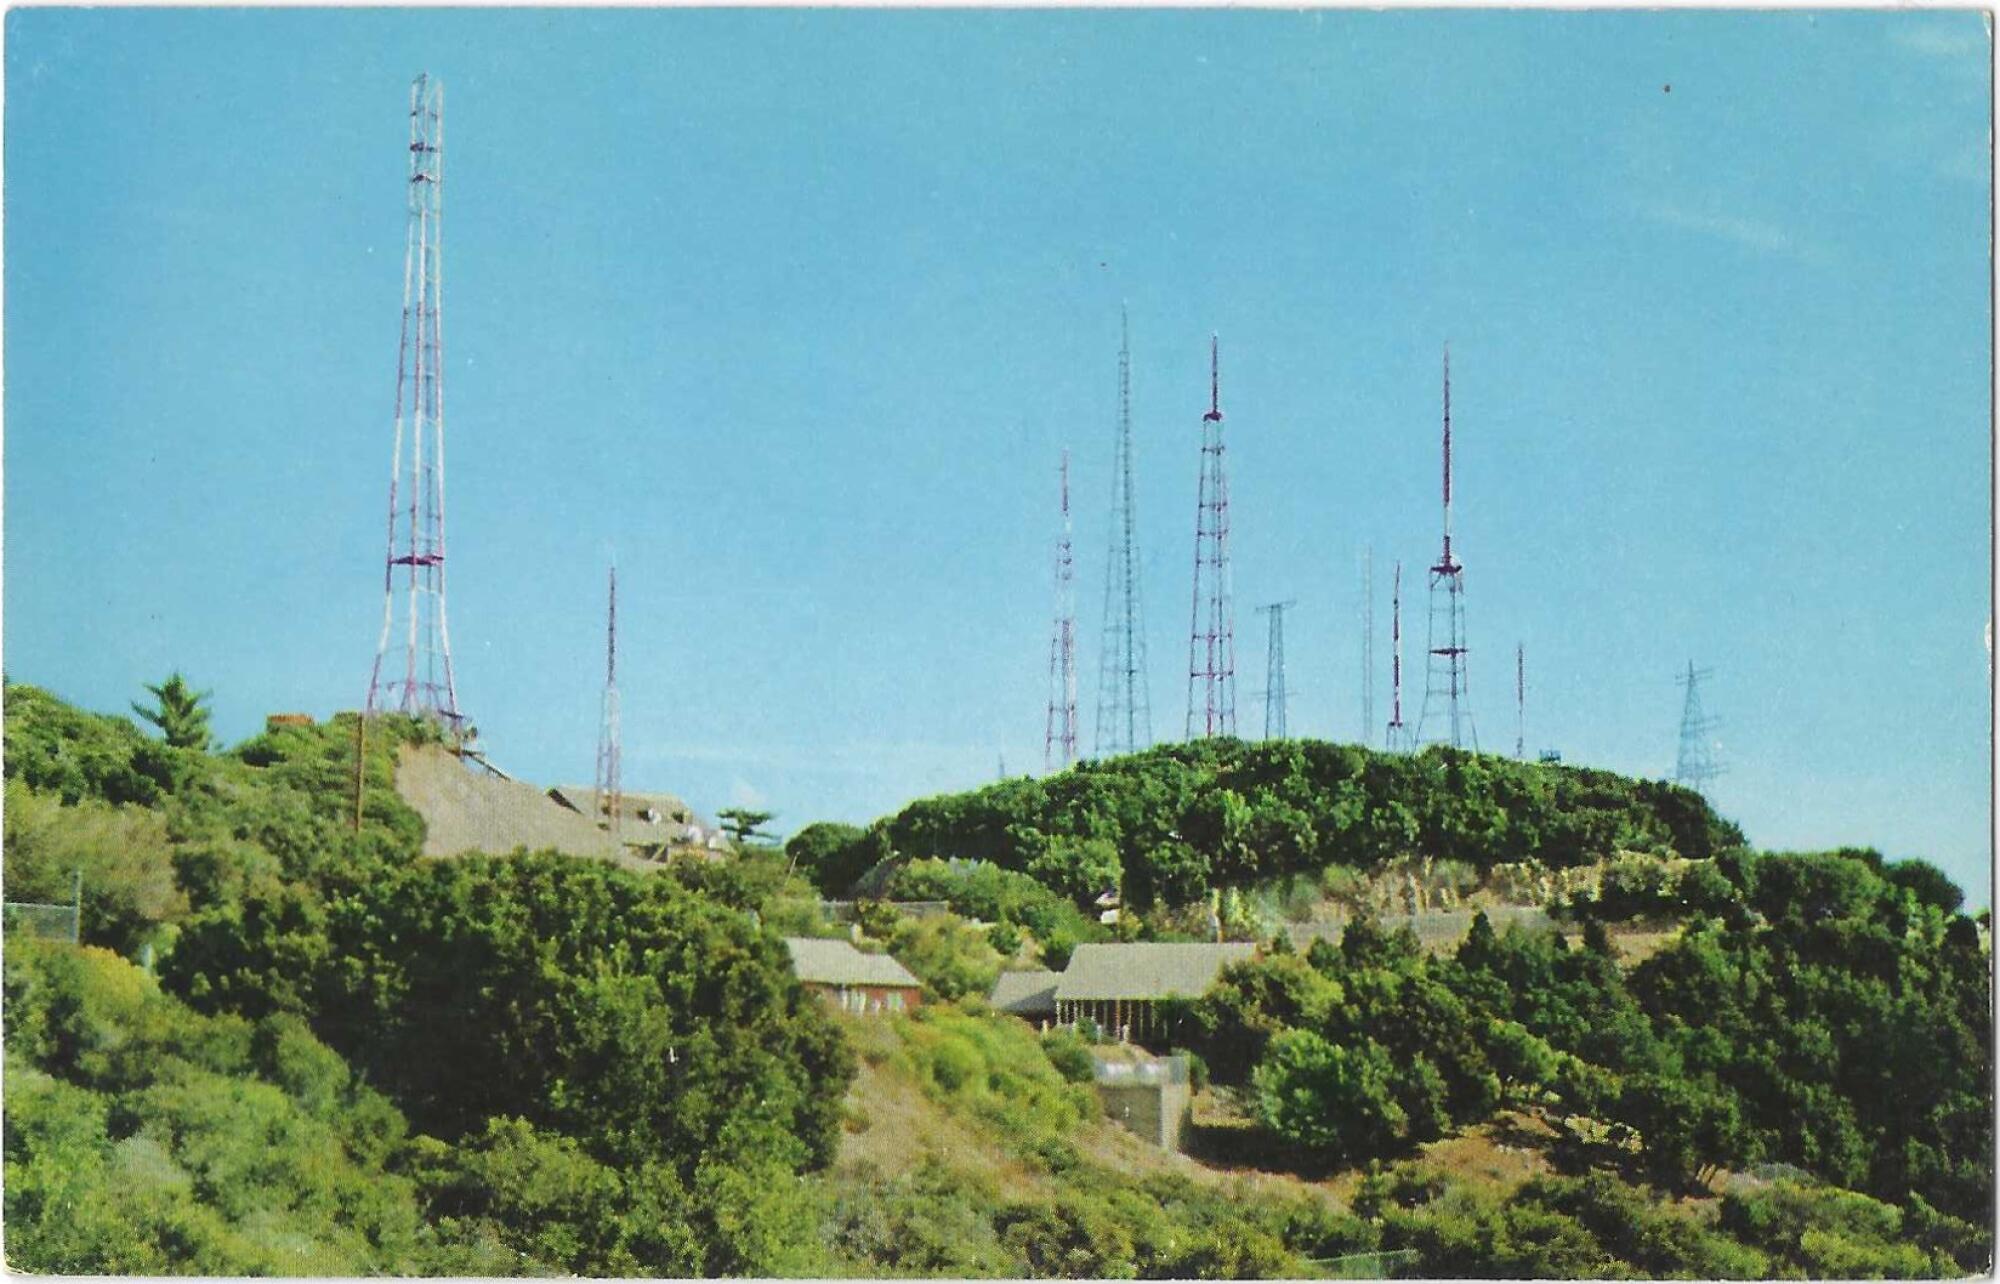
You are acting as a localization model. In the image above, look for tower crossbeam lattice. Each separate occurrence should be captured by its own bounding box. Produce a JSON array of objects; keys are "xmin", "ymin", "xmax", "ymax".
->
[
  {"xmin": 367, "ymin": 74, "xmax": 464, "ymax": 732},
  {"xmin": 1673, "ymin": 661, "xmax": 1724, "ymax": 796},
  {"xmin": 1416, "ymin": 346, "xmax": 1476, "ymax": 751},
  {"xmin": 1045, "ymin": 450, "xmax": 1079, "ymax": 772},
  {"xmin": 1186, "ymin": 336, "xmax": 1237, "ymax": 740},
  {"xmin": 1256, "ymin": 600, "xmax": 1298, "ymax": 741},
  {"xmin": 1095, "ymin": 309, "xmax": 1152, "ymax": 759}
]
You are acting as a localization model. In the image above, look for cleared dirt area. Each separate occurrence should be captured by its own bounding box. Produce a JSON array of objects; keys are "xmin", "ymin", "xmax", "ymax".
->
[{"xmin": 394, "ymin": 744, "xmax": 655, "ymax": 871}]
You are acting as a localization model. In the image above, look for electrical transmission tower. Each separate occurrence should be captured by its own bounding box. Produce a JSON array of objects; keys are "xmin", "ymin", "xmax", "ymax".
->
[
  {"xmin": 1360, "ymin": 545, "xmax": 1375, "ymax": 744},
  {"xmin": 1256, "ymin": 600, "xmax": 1297, "ymax": 740},
  {"xmin": 1186, "ymin": 336, "xmax": 1237, "ymax": 740},
  {"xmin": 1386, "ymin": 560, "xmax": 1412, "ymax": 751},
  {"xmin": 1045, "ymin": 450, "xmax": 1079, "ymax": 772},
  {"xmin": 1095, "ymin": 308, "xmax": 1151, "ymax": 758},
  {"xmin": 1673, "ymin": 661, "xmax": 1723, "ymax": 795},
  {"xmin": 594, "ymin": 565, "xmax": 622, "ymax": 842},
  {"xmin": 1514, "ymin": 643, "xmax": 1526, "ymax": 760},
  {"xmin": 1416, "ymin": 346, "xmax": 1477, "ymax": 751},
  {"xmin": 367, "ymin": 74, "xmax": 464, "ymax": 732}
]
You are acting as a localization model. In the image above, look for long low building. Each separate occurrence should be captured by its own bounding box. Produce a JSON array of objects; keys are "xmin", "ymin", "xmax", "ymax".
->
[{"xmin": 1048, "ymin": 942, "xmax": 1259, "ymax": 1040}]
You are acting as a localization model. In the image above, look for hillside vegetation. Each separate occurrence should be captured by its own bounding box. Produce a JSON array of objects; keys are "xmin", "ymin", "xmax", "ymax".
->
[{"xmin": 4, "ymin": 680, "xmax": 1991, "ymax": 1276}]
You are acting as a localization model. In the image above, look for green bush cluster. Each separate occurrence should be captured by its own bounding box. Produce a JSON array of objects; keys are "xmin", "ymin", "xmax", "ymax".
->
[
  {"xmin": 862, "ymin": 738, "xmax": 1742, "ymax": 911},
  {"xmin": 3, "ymin": 683, "xmax": 856, "ymax": 1276},
  {"xmin": 1172, "ymin": 846, "xmax": 1991, "ymax": 1271}
]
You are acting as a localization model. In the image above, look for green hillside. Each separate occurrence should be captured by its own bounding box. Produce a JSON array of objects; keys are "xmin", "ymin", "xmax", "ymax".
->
[{"xmin": 3, "ymin": 680, "xmax": 1990, "ymax": 1276}]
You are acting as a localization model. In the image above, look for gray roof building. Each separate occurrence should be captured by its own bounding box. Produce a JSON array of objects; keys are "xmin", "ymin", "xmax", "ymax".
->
[
  {"xmin": 988, "ymin": 969, "xmax": 1060, "ymax": 1016},
  {"xmin": 1053, "ymin": 943, "xmax": 1258, "ymax": 1003},
  {"xmin": 782, "ymin": 937, "xmax": 923, "ymax": 990}
]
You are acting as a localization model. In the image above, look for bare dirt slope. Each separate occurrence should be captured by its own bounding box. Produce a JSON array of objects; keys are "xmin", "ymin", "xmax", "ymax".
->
[{"xmin": 395, "ymin": 744, "xmax": 653, "ymax": 871}]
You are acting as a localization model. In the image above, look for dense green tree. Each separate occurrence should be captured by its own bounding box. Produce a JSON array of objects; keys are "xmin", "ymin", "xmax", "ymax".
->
[{"xmin": 132, "ymin": 673, "xmax": 213, "ymax": 752}]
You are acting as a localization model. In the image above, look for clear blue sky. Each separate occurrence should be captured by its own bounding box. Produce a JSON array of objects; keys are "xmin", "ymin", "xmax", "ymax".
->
[{"xmin": 5, "ymin": 9, "xmax": 1991, "ymax": 902}]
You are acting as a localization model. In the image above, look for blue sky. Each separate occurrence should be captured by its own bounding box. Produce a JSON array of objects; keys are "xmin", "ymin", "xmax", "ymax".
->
[{"xmin": 5, "ymin": 9, "xmax": 1991, "ymax": 902}]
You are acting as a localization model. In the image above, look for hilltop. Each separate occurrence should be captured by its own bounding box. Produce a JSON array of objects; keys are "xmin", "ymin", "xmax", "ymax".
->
[{"xmin": 2, "ymin": 680, "xmax": 1990, "ymax": 1277}]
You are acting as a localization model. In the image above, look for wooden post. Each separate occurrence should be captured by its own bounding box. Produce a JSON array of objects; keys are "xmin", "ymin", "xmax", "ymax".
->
[{"xmin": 70, "ymin": 868, "xmax": 82, "ymax": 945}]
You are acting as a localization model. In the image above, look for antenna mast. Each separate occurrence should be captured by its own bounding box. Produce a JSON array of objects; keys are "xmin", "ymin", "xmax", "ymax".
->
[
  {"xmin": 1095, "ymin": 308, "xmax": 1152, "ymax": 758},
  {"xmin": 1514, "ymin": 642, "xmax": 1526, "ymax": 760},
  {"xmin": 1386, "ymin": 560, "xmax": 1411, "ymax": 751},
  {"xmin": 1186, "ymin": 335, "xmax": 1237, "ymax": 739},
  {"xmin": 594, "ymin": 565, "xmax": 622, "ymax": 842},
  {"xmin": 367, "ymin": 74, "xmax": 463, "ymax": 732},
  {"xmin": 1674, "ymin": 661, "xmax": 1723, "ymax": 796},
  {"xmin": 1257, "ymin": 600, "xmax": 1298, "ymax": 740},
  {"xmin": 1045, "ymin": 450, "xmax": 1079, "ymax": 771},
  {"xmin": 1416, "ymin": 345, "xmax": 1477, "ymax": 750}
]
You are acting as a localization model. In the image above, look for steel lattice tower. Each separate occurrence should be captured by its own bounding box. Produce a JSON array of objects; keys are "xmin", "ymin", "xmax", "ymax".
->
[
  {"xmin": 1186, "ymin": 336, "xmax": 1237, "ymax": 740},
  {"xmin": 1095, "ymin": 309, "xmax": 1152, "ymax": 758},
  {"xmin": 367, "ymin": 74, "xmax": 463, "ymax": 730},
  {"xmin": 1514, "ymin": 643, "xmax": 1526, "ymax": 760},
  {"xmin": 1673, "ymin": 661, "xmax": 1724, "ymax": 795},
  {"xmin": 1257, "ymin": 600, "xmax": 1297, "ymax": 740},
  {"xmin": 1360, "ymin": 545, "xmax": 1375, "ymax": 743},
  {"xmin": 1045, "ymin": 450, "xmax": 1079, "ymax": 772},
  {"xmin": 1416, "ymin": 346, "xmax": 1477, "ymax": 751},
  {"xmin": 1386, "ymin": 560, "xmax": 1412, "ymax": 751},
  {"xmin": 594, "ymin": 565, "xmax": 622, "ymax": 841}
]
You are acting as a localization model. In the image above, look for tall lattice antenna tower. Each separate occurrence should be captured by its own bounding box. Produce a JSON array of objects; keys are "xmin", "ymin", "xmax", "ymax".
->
[
  {"xmin": 367, "ymin": 74, "xmax": 463, "ymax": 731},
  {"xmin": 1095, "ymin": 308, "xmax": 1152, "ymax": 759},
  {"xmin": 1186, "ymin": 336, "xmax": 1237, "ymax": 739},
  {"xmin": 1673, "ymin": 662, "xmax": 1723, "ymax": 795},
  {"xmin": 1360, "ymin": 545, "xmax": 1375, "ymax": 743},
  {"xmin": 1257, "ymin": 600, "xmax": 1297, "ymax": 740},
  {"xmin": 1417, "ymin": 345, "xmax": 1476, "ymax": 750},
  {"xmin": 1045, "ymin": 450, "xmax": 1079, "ymax": 772},
  {"xmin": 1514, "ymin": 643, "xmax": 1526, "ymax": 760},
  {"xmin": 594, "ymin": 565, "xmax": 622, "ymax": 841},
  {"xmin": 1386, "ymin": 560, "xmax": 1412, "ymax": 751}
]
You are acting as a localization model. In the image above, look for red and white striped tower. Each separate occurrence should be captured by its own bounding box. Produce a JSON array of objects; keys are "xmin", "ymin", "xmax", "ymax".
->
[
  {"xmin": 366, "ymin": 74, "xmax": 463, "ymax": 731},
  {"xmin": 1044, "ymin": 450, "xmax": 1079, "ymax": 771},
  {"xmin": 1185, "ymin": 336, "xmax": 1237, "ymax": 739},
  {"xmin": 1416, "ymin": 345, "xmax": 1477, "ymax": 750}
]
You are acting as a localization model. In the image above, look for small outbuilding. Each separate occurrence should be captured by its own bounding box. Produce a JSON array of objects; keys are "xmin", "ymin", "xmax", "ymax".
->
[{"xmin": 783, "ymin": 937, "xmax": 924, "ymax": 1016}]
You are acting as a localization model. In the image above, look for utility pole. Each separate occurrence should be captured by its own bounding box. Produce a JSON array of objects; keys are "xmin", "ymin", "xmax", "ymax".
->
[
  {"xmin": 1417, "ymin": 345, "xmax": 1476, "ymax": 750},
  {"xmin": 1095, "ymin": 308, "xmax": 1152, "ymax": 758},
  {"xmin": 1186, "ymin": 336, "xmax": 1237, "ymax": 739},
  {"xmin": 367, "ymin": 74, "xmax": 465, "ymax": 735},
  {"xmin": 1045, "ymin": 450, "xmax": 1079, "ymax": 772}
]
